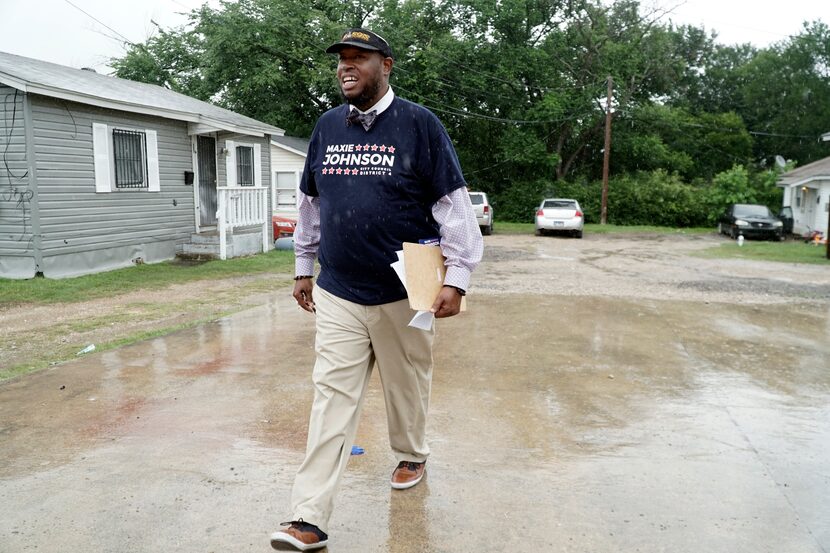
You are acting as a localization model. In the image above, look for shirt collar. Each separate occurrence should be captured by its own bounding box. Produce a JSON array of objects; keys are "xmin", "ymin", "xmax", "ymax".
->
[{"xmin": 350, "ymin": 86, "xmax": 395, "ymax": 115}]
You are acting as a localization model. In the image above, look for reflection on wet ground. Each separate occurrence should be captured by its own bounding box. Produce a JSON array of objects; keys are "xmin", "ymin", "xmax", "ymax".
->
[{"xmin": 1, "ymin": 293, "xmax": 828, "ymax": 552}]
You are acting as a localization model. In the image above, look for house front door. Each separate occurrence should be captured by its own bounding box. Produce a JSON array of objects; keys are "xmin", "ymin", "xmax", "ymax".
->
[
  {"xmin": 805, "ymin": 187, "xmax": 817, "ymax": 233},
  {"xmin": 197, "ymin": 135, "xmax": 218, "ymax": 226}
]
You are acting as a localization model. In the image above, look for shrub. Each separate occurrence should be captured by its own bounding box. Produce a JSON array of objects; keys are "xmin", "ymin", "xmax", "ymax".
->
[{"xmin": 491, "ymin": 164, "xmax": 783, "ymax": 227}]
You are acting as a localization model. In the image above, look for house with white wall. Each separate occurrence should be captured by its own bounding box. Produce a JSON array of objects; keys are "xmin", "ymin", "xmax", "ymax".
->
[
  {"xmin": 270, "ymin": 135, "xmax": 308, "ymax": 221},
  {"xmin": 778, "ymin": 155, "xmax": 830, "ymax": 236}
]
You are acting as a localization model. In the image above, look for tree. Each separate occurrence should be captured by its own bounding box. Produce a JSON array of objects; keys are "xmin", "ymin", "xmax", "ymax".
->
[
  {"xmin": 113, "ymin": 0, "xmax": 355, "ymax": 136},
  {"xmin": 738, "ymin": 22, "xmax": 830, "ymax": 166},
  {"xmin": 109, "ymin": 0, "xmax": 827, "ymax": 223},
  {"xmin": 674, "ymin": 22, "xmax": 830, "ymax": 167}
]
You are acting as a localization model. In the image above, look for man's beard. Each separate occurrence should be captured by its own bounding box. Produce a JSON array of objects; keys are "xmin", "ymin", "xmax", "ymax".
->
[{"xmin": 340, "ymin": 76, "xmax": 383, "ymax": 111}]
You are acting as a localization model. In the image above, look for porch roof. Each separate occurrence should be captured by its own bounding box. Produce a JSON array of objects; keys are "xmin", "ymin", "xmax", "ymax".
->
[
  {"xmin": 271, "ymin": 135, "xmax": 309, "ymax": 157},
  {"xmin": 778, "ymin": 155, "xmax": 830, "ymax": 187}
]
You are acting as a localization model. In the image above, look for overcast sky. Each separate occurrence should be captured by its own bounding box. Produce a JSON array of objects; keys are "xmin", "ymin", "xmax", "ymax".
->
[{"xmin": 0, "ymin": 0, "xmax": 827, "ymax": 73}]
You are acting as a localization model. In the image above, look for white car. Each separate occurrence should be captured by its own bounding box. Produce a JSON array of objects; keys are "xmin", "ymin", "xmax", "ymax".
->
[
  {"xmin": 469, "ymin": 191, "xmax": 493, "ymax": 235},
  {"xmin": 535, "ymin": 198, "xmax": 584, "ymax": 238}
]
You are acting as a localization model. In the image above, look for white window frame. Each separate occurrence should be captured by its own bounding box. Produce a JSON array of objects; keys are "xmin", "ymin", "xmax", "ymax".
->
[
  {"xmin": 92, "ymin": 122, "xmax": 160, "ymax": 193},
  {"xmin": 272, "ymin": 170, "xmax": 300, "ymax": 210},
  {"xmin": 224, "ymin": 140, "xmax": 262, "ymax": 188}
]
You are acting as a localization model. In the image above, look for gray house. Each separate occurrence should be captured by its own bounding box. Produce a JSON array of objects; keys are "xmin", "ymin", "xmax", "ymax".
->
[{"xmin": 0, "ymin": 51, "xmax": 283, "ymax": 279}]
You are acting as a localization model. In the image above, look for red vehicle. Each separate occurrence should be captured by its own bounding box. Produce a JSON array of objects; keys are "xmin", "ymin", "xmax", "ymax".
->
[{"xmin": 272, "ymin": 216, "xmax": 297, "ymax": 238}]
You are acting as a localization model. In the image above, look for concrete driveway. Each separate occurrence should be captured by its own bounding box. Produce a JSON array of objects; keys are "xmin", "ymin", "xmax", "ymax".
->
[{"xmin": 1, "ymin": 233, "xmax": 829, "ymax": 552}]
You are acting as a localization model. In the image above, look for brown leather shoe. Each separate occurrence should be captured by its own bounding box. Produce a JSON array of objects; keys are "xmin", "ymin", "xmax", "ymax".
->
[
  {"xmin": 391, "ymin": 460, "xmax": 426, "ymax": 490},
  {"xmin": 270, "ymin": 519, "xmax": 328, "ymax": 551}
]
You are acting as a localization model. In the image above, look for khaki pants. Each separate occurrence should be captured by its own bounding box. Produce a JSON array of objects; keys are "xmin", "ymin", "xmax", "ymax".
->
[{"xmin": 290, "ymin": 286, "xmax": 435, "ymax": 533}]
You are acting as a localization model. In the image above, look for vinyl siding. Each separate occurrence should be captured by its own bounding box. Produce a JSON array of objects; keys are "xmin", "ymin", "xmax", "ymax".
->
[
  {"xmin": 270, "ymin": 145, "xmax": 305, "ymax": 171},
  {"xmin": 29, "ymin": 95, "xmax": 195, "ymax": 275},
  {"xmin": 0, "ymin": 85, "xmax": 34, "ymax": 261}
]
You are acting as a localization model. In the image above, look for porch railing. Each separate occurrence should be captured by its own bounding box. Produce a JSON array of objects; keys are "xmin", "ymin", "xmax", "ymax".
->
[{"xmin": 216, "ymin": 186, "xmax": 269, "ymax": 260}]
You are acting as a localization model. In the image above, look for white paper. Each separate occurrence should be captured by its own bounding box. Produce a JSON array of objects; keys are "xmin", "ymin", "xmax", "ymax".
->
[
  {"xmin": 391, "ymin": 250, "xmax": 410, "ymax": 293},
  {"xmin": 408, "ymin": 310, "xmax": 434, "ymax": 331},
  {"xmin": 391, "ymin": 249, "xmax": 434, "ymax": 331}
]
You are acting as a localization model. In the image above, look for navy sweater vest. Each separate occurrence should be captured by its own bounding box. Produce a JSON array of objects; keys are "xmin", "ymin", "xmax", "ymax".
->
[{"xmin": 301, "ymin": 97, "xmax": 466, "ymax": 305}]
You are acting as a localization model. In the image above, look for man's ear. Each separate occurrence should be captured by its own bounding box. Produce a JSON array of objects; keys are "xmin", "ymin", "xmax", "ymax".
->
[{"xmin": 382, "ymin": 57, "xmax": 394, "ymax": 76}]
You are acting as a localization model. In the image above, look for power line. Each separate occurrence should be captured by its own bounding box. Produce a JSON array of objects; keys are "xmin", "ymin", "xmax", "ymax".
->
[
  {"xmin": 465, "ymin": 158, "xmax": 516, "ymax": 176},
  {"xmin": 63, "ymin": 0, "xmax": 135, "ymax": 46},
  {"xmin": 396, "ymin": 84, "xmax": 598, "ymax": 125},
  {"xmin": 393, "ymin": 65, "xmax": 533, "ymax": 107},
  {"xmin": 624, "ymin": 111, "xmax": 815, "ymax": 139},
  {"xmin": 746, "ymin": 129, "xmax": 814, "ymax": 139}
]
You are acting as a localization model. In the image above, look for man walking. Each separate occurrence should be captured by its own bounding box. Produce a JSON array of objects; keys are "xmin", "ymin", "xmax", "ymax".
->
[{"xmin": 270, "ymin": 28, "xmax": 483, "ymax": 551}]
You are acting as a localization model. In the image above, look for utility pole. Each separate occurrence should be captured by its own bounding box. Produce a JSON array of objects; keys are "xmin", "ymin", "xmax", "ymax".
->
[{"xmin": 601, "ymin": 75, "xmax": 613, "ymax": 225}]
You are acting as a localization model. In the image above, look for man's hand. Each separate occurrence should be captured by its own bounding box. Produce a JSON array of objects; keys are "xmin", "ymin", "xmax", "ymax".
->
[
  {"xmin": 293, "ymin": 278, "xmax": 316, "ymax": 313},
  {"xmin": 430, "ymin": 286, "xmax": 463, "ymax": 318}
]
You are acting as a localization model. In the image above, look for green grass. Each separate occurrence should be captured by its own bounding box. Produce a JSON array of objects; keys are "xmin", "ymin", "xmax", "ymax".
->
[
  {"xmin": 494, "ymin": 221, "xmax": 712, "ymax": 235},
  {"xmin": 0, "ymin": 249, "xmax": 295, "ymax": 306},
  {"xmin": 697, "ymin": 239, "xmax": 830, "ymax": 265},
  {"xmin": 582, "ymin": 224, "xmax": 711, "ymax": 235}
]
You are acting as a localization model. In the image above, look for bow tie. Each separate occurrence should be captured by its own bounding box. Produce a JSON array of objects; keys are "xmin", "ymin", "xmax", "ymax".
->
[{"xmin": 346, "ymin": 108, "xmax": 378, "ymax": 131}]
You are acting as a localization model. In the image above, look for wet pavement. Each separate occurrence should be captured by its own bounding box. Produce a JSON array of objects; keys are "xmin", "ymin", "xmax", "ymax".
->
[{"xmin": 2, "ymin": 249, "xmax": 830, "ymax": 552}]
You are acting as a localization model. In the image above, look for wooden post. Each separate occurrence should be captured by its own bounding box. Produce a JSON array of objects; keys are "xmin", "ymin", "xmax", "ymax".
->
[
  {"xmin": 601, "ymin": 76, "xmax": 613, "ymax": 225},
  {"xmin": 218, "ymin": 189, "xmax": 227, "ymax": 260},
  {"xmin": 262, "ymin": 188, "xmax": 270, "ymax": 253}
]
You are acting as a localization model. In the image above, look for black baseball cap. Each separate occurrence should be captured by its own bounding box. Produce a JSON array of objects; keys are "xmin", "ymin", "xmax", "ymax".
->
[{"xmin": 326, "ymin": 28, "xmax": 393, "ymax": 59}]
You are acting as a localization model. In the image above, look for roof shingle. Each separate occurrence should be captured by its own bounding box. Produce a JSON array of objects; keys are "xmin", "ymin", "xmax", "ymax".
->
[{"xmin": 0, "ymin": 51, "xmax": 283, "ymax": 137}]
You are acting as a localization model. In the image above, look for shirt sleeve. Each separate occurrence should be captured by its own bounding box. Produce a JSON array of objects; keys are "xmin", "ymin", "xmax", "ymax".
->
[
  {"xmin": 431, "ymin": 187, "xmax": 483, "ymax": 291},
  {"xmin": 294, "ymin": 191, "xmax": 320, "ymax": 277}
]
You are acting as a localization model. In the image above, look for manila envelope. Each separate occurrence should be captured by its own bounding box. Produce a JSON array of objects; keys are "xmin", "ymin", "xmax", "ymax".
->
[{"xmin": 402, "ymin": 242, "xmax": 467, "ymax": 312}]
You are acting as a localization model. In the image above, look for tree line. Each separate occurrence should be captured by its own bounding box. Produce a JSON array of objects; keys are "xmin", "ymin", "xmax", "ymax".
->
[{"xmin": 112, "ymin": 0, "xmax": 830, "ymax": 225}]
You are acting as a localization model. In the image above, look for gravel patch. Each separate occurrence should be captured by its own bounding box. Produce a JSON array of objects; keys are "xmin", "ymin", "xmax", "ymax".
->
[
  {"xmin": 676, "ymin": 278, "xmax": 830, "ymax": 300},
  {"xmin": 473, "ymin": 233, "xmax": 830, "ymax": 306}
]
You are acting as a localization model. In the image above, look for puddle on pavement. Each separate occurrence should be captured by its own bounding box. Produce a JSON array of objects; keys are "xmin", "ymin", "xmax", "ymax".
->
[
  {"xmin": 1, "ymin": 293, "xmax": 828, "ymax": 552},
  {"xmin": 2, "ymin": 294, "xmax": 828, "ymax": 471}
]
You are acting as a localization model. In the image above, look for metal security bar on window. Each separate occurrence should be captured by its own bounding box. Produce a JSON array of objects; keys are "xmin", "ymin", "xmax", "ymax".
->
[
  {"xmin": 236, "ymin": 146, "xmax": 254, "ymax": 186},
  {"xmin": 112, "ymin": 129, "xmax": 147, "ymax": 188}
]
